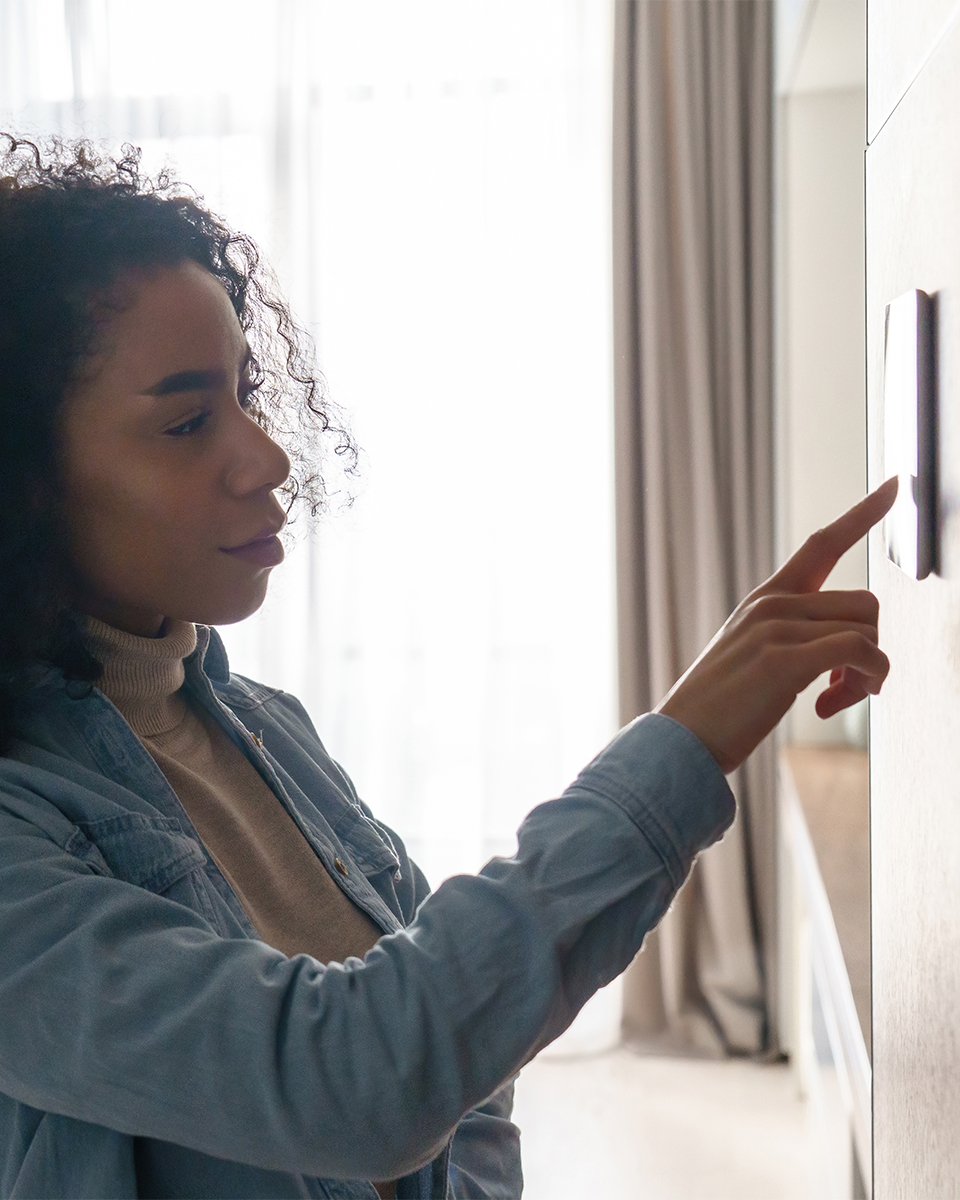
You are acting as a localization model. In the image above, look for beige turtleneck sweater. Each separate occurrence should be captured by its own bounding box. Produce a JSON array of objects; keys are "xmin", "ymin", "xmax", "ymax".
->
[{"xmin": 84, "ymin": 616, "xmax": 385, "ymax": 965}]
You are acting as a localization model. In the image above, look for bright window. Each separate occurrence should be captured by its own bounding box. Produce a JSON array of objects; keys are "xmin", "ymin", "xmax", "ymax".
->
[{"xmin": 1, "ymin": 0, "xmax": 617, "ymax": 887}]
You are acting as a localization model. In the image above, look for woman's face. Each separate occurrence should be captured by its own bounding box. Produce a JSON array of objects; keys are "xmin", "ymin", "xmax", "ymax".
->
[{"xmin": 59, "ymin": 260, "xmax": 292, "ymax": 637}]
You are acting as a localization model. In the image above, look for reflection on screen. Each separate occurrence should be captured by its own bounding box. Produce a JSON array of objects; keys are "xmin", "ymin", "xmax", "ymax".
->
[{"xmin": 883, "ymin": 291, "xmax": 921, "ymax": 577}]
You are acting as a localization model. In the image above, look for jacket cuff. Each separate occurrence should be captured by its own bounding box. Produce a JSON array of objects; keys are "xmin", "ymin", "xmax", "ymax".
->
[{"xmin": 570, "ymin": 713, "xmax": 736, "ymax": 890}]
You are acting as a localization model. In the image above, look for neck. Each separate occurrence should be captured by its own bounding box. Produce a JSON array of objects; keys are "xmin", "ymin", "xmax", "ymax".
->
[{"xmin": 79, "ymin": 602, "xmax": 167, "ymax": 638}]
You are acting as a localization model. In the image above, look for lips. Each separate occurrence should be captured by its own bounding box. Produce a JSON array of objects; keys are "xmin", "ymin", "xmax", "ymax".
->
[{"xmin": 221, "ymin": 524, "xmax": 286, "ymax": 568}]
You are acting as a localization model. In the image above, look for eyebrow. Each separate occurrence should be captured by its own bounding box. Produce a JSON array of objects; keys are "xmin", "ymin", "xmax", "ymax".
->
[
  {"xmin": 141, "ymin": 368, "xmax": 226, "ymax": 397},
  {"xmin": 140, "ymin": 347, "xmax": 253, "ymax": 398}
]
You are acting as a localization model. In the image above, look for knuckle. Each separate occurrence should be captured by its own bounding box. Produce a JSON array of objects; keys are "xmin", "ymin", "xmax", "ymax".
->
[
  {"xmin": 745, "ymin": 594, "xmax": 793, "ymax": 629},
  {"xmin": 804, "ymin": 526, "xmax": 834, "ymax": 554},
  {"xmin": 752, "ymin": 594, "xmax": 786, "ymax": 621},
  {"xmin": 851, "ymin": 588, "xmax": 880, "ymax": 622},
  {"xmin": 760, "ymin": 640, "xmax": 793, "ymax": 677},
  {"xmin": 747, "ymin": 623, "xmax": 784, "ymax": 660},
  {"xmin": 846, "ymin": 630, "xmax": 882, "ymax": 663},
  {"xmin": 766, "ymin": 619, "xmax": 796, "ymax": 646}
]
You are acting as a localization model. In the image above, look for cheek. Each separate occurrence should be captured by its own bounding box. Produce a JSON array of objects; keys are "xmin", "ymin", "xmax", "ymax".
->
[
  {"xmin": 62, "ymin": 462, "xmax": 275, "ymax": 625},
  {"xmin": 65, "ymin": 465, "xmax": 202, "ymax": 583}
]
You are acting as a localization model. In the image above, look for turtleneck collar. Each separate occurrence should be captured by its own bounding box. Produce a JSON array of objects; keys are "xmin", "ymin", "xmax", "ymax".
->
[{"xmin": 83, "ymin": 616, "xmax": 199, "ymax": 738}]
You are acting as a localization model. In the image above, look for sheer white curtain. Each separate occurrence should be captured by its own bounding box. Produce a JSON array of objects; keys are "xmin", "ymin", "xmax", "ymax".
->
[{"xmin": 1, "ymin": 0, "xmax": 616, "ymax": 904}]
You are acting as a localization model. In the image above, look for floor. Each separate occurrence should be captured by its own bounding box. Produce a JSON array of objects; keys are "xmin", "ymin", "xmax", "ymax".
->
[
  {"xmin": 513, "ymin": 1048, "xmax": 810, "ymax": 1200},
  {"xmin": 784, "ymin": 745, "xmax": 870, "ymax": 1053}
]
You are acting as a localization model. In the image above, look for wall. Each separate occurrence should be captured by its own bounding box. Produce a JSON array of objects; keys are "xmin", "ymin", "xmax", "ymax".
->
[{"xmin": 866, "ymin": 2, "xmax": 960, "ymax": 1192}]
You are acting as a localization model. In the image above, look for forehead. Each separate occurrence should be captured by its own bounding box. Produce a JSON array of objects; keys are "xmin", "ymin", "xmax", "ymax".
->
[{"xmin": 95, "ymin": 261, "xmax": 245, "ymax": 382}]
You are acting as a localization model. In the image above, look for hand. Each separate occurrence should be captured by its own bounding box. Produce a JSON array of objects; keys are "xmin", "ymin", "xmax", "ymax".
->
[{"xmin": 656, "ymin": 477, "xmax": 898, "ymax": 774}]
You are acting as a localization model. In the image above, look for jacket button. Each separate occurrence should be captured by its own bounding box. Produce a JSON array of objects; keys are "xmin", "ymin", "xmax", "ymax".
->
[{"xmin": 334, "ymin": 857, "xmax": 349, "ymax": 876}]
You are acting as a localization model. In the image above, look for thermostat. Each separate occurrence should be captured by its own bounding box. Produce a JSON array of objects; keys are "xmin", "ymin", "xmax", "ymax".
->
[{"xmin": 883, "ymin": 288, "xmax": 936, "ymax": 579}]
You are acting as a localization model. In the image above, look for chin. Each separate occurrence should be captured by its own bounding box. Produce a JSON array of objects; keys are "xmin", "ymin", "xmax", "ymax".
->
[{"xmin": 172, "ymin": 578, "xmax": 273, "ymax": 628}]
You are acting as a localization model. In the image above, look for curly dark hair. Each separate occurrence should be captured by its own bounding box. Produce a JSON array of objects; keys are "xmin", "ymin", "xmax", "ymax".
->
[{"xmin": 0, "ymin": 133, "xmax": 356, "ymax": 752}]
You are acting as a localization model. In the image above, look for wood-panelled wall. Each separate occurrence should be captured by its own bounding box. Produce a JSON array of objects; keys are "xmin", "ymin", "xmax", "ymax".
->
[{"xmin": 867, "ymin": 2, "xmax": 960, "ymax": 1193}]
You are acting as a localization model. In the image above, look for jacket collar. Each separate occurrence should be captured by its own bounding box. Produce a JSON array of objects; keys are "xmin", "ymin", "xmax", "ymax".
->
[{"xmin": 190, "ymin": 624, "xmax": 231, "ymax": 687}]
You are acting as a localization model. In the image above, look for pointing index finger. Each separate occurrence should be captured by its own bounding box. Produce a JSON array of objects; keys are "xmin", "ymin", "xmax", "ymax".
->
[{"xmin": 766, "ymin": 476, "xmax": 899, "ymax": 595}]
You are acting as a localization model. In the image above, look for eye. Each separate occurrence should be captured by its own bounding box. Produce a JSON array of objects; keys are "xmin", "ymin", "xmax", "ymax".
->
[{"xmin": 165, "ymin": 410, "xmax": 209, "ymax": 438}]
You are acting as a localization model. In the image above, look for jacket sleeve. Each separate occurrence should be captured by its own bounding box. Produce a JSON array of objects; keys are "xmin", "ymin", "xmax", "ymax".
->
[
  {"xmin": 371, "ymin": 826, "xmax": 523, "ymax": 1200},
  {"xmin": 0, "ymin": 713, "xmax": 733, "ymax": 1184},
  {"xmin": 447, "ymin": 1080, "xmax": 521, "ymax": 1200}
]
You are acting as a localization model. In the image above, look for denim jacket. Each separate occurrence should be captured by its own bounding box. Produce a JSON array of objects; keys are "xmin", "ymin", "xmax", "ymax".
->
[{"xmin": 0, "ymin": 626, "xmax": 734, "ymax": 1199}]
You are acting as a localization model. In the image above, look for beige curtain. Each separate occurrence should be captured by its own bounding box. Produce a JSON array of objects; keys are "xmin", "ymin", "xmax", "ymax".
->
[{"xmin": 612, "ymin": 0, "xmax": 776, "ymax": 1056}]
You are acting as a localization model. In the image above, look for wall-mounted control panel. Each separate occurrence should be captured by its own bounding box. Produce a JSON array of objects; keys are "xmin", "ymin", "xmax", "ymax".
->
[{"xmin": 883, "ymin": 288, "xmax": 937, "ymax": 578}]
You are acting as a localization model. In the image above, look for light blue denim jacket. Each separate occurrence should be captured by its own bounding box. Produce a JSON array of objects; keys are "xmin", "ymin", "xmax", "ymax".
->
[{"xmin": 0, "ymin": 626, "xmax": 734, "ymax": 1199}]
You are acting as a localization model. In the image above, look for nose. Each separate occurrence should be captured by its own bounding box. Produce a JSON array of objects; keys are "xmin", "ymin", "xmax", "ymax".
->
[{"xmin": 224, "ymin": 411, "xmax": 292, "ymax": 499}]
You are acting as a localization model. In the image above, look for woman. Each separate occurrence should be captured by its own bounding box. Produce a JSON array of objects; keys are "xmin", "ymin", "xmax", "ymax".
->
[{"xmin": 0, "ymin": 135, "xmax": 894, "ymax": 1200}]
